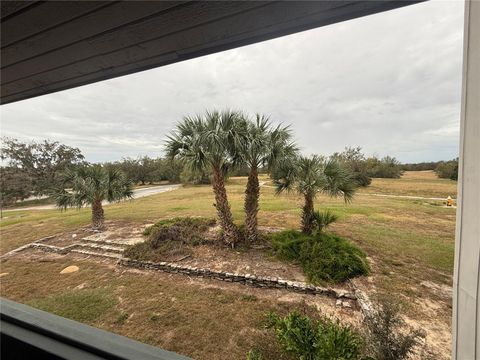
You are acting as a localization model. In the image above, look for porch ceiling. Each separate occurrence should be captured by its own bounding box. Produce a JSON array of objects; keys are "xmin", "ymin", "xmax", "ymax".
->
[{"xmin": 0, "ymin": 1, "xmax": 422, "ymax": 104}]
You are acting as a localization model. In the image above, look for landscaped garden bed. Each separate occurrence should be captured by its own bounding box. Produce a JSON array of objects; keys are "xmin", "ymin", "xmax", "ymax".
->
[{"xmin": 124, "ymin": 217, "xmax": 370, "ymax": 288}]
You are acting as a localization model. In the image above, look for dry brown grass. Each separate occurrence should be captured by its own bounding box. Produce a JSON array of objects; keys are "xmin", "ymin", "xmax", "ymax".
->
[
  {"xmin": 0, "ymin": 251, "xmax": 353, "ymax": 360},
  {"xmin": 360, "ymin": 171, "xmax": 457, "ymax": 198},
  {"xmin": 0, "ymin": 171, "xmax": 456, "ymax": 359}
]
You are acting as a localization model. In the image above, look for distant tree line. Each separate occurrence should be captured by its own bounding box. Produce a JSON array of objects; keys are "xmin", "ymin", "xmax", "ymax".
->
[
  {"xmin": 0, "ymin": 137, "xmax": 457, "ymax": 213},
  {"xmin": 434, "ymin": 158, "xmax": 458, "ymax": 180},
  {"xmin": 330, "ymin": 146, "xmax": 404, "ymax": 185},
  {"xmin": 402, "ymin": 158, "xmax": 458, "ymax": 180},
  {"xmin": 103, "ymin": 156, "xmax": 183, "ymax": 185},
  {"xmin": 0, "ymin": 138, "xmax": 184, "ymax": 210},
  {"xmin": 1, "ymin": 138, "xmax": 86, "ymax": 208}
]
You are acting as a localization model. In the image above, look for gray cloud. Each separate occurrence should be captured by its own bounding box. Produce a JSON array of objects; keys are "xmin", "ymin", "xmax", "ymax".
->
[{"xmin": 0, "ymin": 1, "xmax": 464, "ymax": 163}]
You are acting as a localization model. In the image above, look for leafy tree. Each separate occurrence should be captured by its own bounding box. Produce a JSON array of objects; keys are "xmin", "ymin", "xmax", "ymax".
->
[
  {"xmin": 53, "ymin": 166, "xmax": 132, "ymax": 229},
  {"xmin": 237, "ymin": 114, "xmax": 297, "ymax": 243},
  {"xmin": 366, "ymin": 156, "xmax": 403, "ymax": 179},
  {"xmin": 435, "ymin": 158, "xmax": 458, "ymax": 181},
  {"xmin": 1, "ymin": 138, "xmax": 85, "ymax": 195},
  {"xmin": 274, "ymin": 156, "xmax": 357, "ymax": 234},
  {"xmin": 0, "ymin": 167, "xmax": 32, "ymax": 217},
  {"xmin": 154, "ymin": 158, "xmax": 184, "ymax": 183},
  {"xmin": 165, "ymin": 110, "xmax": 243, "ymax": 245},
  {"xmin": 179, "ymin": 166, "xmax": 211, "ymax": 184},
  {"xmin": 331, "ymin": 146, "xmax": 371, "ymax": 187}
]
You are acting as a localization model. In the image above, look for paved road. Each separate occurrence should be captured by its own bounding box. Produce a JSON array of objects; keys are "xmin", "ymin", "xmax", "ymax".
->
[{"xmin": 5, "ymin": 184, "xmax": 182, "ymax": 211}]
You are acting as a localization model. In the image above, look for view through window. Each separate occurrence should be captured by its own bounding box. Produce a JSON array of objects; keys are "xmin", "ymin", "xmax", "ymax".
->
[{"xmin": 0, "ymin": 1, "xmax": 465, "ymax": 359}]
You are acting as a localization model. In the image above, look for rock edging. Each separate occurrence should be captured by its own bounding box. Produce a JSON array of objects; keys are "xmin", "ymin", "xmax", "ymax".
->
[
  {"xmin": 2, "ymin": 240, "xmax": 359, "ymax": 305},
  {"xmin": 349, "ymin": 279, "xmax": 374, "ymax": 318},
  {"xmin": 118, "ymin": 258, "xmax": 356, "ymax": 302}
]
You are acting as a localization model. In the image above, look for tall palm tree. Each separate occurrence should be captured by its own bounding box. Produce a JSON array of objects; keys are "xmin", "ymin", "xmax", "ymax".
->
[
  {"xmin": 274, "ymin": 155, "xmax": 357, "ymax": 234},
  {"xmin": 165, "ymin": 110, "xmax": 242, "ymax": 245},
  {"xmin": 53, "ymin": 166, "xmax": 133, "ymax": 229},
  {"xmin": 238, "ymin": 114, "xmax": 297, "ymax": 244}
]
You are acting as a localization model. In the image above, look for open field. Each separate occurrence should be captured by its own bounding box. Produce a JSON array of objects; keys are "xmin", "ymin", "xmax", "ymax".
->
[
  {"xmin": 0, "ymin": 170, "xmax": 456, "ymax": 358},
  {"xmin": 360, "ymin": 170, "xmax": 457, "ymax": 198}
]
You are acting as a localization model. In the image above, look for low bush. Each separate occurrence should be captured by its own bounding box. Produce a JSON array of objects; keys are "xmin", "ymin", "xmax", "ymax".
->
[
  {"xmin": 125, "ymin": 217, "xmax": 215, "ymax": 262},
  {"xmin": 142, "ymin": 217, "xmax": 215, "ymax": 238},
  {"xmin": 365, "ymin": 301, "xmax": 425, "ymax": 360},
  {"xmin": 270, "ymin": 230, "xmax": 309, "ymax": 261},
  {"xmin": 266, "ymin": 311, "xmax": 365, "ymax": 360},
  {"xmin": 270, "ymin": 230, "xmax": 369, "ymax": 284}
]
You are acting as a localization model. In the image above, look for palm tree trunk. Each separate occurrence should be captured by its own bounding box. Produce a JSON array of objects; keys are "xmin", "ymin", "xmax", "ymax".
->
[
  {"xmin": 212, "ymin": 166, "xmax": 239, "ymax": 245},
  {"xmin": 301, "ymin": 193, "xmax": 314, "ymax": 234},
  {"xmin": 244, "ymin": 165, "xmax": 260, "ymax": 245},
  {"xmin": 91, "ymin": 198, "xmax": 105, "ymax": 230}
]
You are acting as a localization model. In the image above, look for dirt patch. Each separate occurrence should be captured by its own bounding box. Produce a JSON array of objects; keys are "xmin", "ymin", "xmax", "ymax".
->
[
  {"xmin": 180, "ymin": 244, "xmax": 307, "ymax": 282},
  {"xmin": 40, "ymin": 221, "xmax": 147, "ymax": 247}
]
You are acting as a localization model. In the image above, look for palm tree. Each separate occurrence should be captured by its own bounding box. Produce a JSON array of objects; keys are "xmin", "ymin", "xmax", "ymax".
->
[
  {"xmin": 274, "ymin": 155, "xmax": 357, "ymax": 234},
  {"xmin": 238, "ymin": 114, "xmax": 297, "ymax": 244},
  {"xmin": 165, "ymin": 110, "xmax": 242, "ymax": 245},
  {"xmin": 53, "ymin": 166, "xmax": 133, "ymax": 229}
]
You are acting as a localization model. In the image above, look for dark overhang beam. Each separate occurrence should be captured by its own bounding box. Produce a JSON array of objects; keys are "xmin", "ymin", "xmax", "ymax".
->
[{"xmin": 0, "ymin": 1, "xmax": 424, "ymax": 104}]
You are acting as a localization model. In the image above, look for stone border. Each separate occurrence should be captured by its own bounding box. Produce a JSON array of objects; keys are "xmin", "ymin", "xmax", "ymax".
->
[
  {"xmin": 349, "ymin": 279, "xmax": 374, "ymax": 318},
  {"xmin": 118, "ymin": 258, "xmax": 357, "ymax": 301},
  {"xmin": 2, "ymin": 239, "xmax": 359, "ymax": 304}
]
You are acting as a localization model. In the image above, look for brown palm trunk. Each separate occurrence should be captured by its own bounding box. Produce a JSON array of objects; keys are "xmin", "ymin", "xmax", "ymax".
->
[
  {"xmin": 91, "ymin": 198, "xmax": 105, "ymax": 230},
  {"xmin": 212, "ymin": 166, "xmax": 239, "ymax": 245},
  {"xmin": 244, "ymin": 165, "xmax": 260, "ymax": 245},
  {"xmin": 301, "ymin": 193, "xmax": 314, "ymax": 234}
]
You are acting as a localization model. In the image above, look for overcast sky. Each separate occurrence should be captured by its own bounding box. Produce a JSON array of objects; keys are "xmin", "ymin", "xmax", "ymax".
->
[{"xmin": 0, "ymin": 1, "xmax": 464, "ymax": 164}]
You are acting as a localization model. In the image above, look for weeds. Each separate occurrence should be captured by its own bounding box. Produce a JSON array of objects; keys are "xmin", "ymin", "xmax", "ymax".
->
[
  {"xmin": 266, "ymin": 311, "xmax": 365, "ymax": 360},
  {"xmin": 365, "ymin": 301, "xmax": 425, "ymax": 360}
]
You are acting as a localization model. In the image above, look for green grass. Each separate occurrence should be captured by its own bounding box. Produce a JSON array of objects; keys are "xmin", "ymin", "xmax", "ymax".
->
[
  {"xmin": 0, "ymin": 257, "xmax": 296, "ymax": 360},
  {"xmin": 0, "ymin": 173, "xmax": 456, "ymax": 318},
  {"xmin": 0, "ymin": 172, "xmax": 456, "ymax": 358},
  {"xmin": 28, "ymin": 288, "xmax": 117, "ymax": 323}
]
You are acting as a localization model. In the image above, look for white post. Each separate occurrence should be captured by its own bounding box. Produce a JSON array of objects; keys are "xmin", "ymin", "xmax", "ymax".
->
[{"xmin": 452, "ymin": 0, "xmax": 480, "ymax": 358}]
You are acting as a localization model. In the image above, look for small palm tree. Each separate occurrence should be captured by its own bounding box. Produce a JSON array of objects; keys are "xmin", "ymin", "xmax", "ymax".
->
[
  {"xmin": 274, "ymin": 156, "xmax": 357, "ymax": 234},
  {"xmin": 53, "ymin": 166, "xmax": 133, "ymax": 229},
  {"xmin": 165, "ymin": 110, "xmax": 242, "ymax": 245},
  {"xmin": 238, "ymin": 114, "xmax": 297, "ymax": 243}
]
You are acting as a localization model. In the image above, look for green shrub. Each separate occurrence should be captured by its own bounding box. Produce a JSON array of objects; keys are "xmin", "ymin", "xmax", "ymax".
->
[
  {"xmin": 125, "ymin": 217, "xmax": 215, "ymax": 261},
  {"xmin": 266, "ymin": 311, "xmax": 365, "ymax": 360},
  {"xmin": 270, "ymin": 230, "xmax": 309, "ymax": 261},
  {"xmin": 434, "ymin": 158, "xmax": 458, "ymax": 181},
  {"xmin": 365, "ymin": 301, "xmax": 424, "ymax": 360},
  {"xmin": 270, "ymin": 231, "xmax": 369, "ymax": 284},
  {"xmin": 301, "ymin": 234, "xmax": 370, "ymax": 283}
]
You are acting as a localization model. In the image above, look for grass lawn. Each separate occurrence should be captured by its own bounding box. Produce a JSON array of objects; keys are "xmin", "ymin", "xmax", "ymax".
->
[
  {"xmin": 0, "ymin": 170, "xmax": 456, "ymax": 358},
  {"xmin": 1, "ymin": 253, "xmax": 319, "ymax": 360}
]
